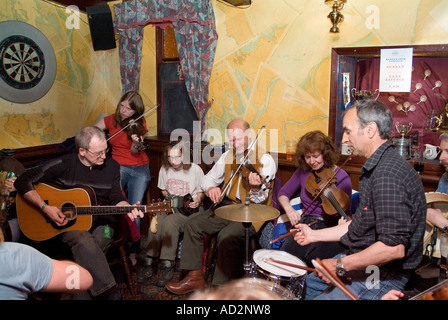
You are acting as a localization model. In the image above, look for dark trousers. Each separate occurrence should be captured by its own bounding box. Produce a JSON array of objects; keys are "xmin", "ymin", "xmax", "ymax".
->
[{"xmin": 179, "ymin": 200, "xmax": 256, "ymax": 285}]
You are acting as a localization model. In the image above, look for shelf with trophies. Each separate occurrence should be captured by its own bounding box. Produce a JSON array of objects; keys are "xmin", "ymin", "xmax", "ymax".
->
[{"xmin": 329, "ymin": 44, "xmax": 448, "ymax": 191}]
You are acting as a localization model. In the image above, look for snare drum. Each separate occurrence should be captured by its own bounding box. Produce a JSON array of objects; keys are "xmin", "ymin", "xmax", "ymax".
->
[{"xmin": 251, "ymin": 249, "xmax": 308, "ymax": 299}]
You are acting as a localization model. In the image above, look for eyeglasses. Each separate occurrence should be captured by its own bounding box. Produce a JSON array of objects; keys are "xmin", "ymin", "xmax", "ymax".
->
[{"xmin": 86, "ymin": 148, "xmax": 109, "ymax": 158}]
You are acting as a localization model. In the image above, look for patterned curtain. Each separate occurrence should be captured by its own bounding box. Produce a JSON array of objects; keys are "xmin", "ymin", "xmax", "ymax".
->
[{"xmin": 113, "ymin": 0, "xmax": 218, "ymax": 133}]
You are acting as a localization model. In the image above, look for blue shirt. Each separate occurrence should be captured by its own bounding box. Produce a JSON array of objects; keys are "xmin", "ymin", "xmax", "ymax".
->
[
  {"xmin": 437, "ymin": 172, "xmax": 448, "ymax": 194},
  {"xmin": 0, "ymin": 242, "xmax": 53, "ymax": 300}
]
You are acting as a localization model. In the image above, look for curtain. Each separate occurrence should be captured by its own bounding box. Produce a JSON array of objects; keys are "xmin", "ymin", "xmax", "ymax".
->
[{"xmin": 113, "ymin": 0, "xmax": 218, "ymax": 133}]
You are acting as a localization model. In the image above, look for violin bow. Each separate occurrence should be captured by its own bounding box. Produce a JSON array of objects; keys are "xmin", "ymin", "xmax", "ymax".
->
[{"xmin": 107, "ymin": 104, "xmax": 159, "ymax": 142}]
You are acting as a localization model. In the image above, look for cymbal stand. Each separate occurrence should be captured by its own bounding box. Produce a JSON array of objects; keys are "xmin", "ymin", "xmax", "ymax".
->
[
  {"xmin": 242, "ymin": 175, "xmax": 252, "ymax": 275},
  {"xmin": 243, "ymin": 221, "xmax": 252, "ymax": 275}
]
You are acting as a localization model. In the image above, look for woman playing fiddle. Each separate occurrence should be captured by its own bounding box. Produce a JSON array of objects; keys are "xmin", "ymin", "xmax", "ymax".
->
[
  {"xmin": 94, "ymin": 91, "xmax": 151, "ymax": 232},
  {"xmin": 277, "ymin": 130, "xmax": 352, "ymax": 266}
]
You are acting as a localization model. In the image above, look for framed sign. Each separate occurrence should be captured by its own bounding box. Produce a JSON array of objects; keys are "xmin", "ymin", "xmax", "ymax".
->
[{"xmin": 0, "ymin": 21, "xmax": 56, "ymax": 103}]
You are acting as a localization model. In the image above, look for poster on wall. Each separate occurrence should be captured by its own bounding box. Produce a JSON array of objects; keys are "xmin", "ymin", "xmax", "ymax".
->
[
  {"xmin": 0, "ymin": 21, "xmax": 56, "ymax": 104},
  {"xmin": 379, "ymin": 48, "xmax": 413, "ymax": 92}
]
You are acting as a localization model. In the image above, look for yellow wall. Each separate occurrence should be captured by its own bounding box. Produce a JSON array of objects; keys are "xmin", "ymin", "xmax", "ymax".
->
[
  {"xmin": 1, "ymin": 0, "xmax": 447, "ymax": 150},
  {"xmin": 207, "ymin": 0, "xmax": 448, "ymax": 151},
  {"xmin": 0, "ymin": 0, "xmax": 156, "ymax": 149}
]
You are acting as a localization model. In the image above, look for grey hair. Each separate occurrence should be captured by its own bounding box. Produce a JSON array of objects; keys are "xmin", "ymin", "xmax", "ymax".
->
[
  {"xmin": 75, "ymin": 126, "xmax": 106, "ymax": 150},
  {"xmin": 440, "ymin": 132, "xmax": 448, "ymax": 142},
  {"xmin": 344, "ymin": 99, "xmax": 393, "ymax": 139}
]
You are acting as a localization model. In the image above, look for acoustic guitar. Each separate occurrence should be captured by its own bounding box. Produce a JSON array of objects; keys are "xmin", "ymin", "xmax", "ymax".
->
[{"xmin": 16, "ymin": 182, "xmax": 171, "ymax": 241}]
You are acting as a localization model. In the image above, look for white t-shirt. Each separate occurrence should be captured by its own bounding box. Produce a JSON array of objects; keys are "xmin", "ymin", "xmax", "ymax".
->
[{"xmin": 157, "ymin": 162, "xmax": 204, "ymax": 198}]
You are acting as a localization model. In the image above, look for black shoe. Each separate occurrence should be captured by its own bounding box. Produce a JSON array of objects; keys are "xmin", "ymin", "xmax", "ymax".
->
[
  {"xmin": 157, "ymin": 265, "xmax": 174, "ymax": 287},
  {"xmin": 137, "ymin": 265, "xmax": 154, "ymax": 282}
]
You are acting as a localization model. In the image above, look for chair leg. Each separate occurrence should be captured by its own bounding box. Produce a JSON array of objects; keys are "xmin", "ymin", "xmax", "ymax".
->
[
  {"xmin": 204, "ymin": 236, "xmax": 217, "ymax": 284},
  {"xmin": 118, "ymin": 244, "xmax": 136, "ymax": 298}
]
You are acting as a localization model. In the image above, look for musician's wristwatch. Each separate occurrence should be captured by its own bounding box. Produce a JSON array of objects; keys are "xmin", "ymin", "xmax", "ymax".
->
[
  {"xmin": 443, "ymin": 224, "xmax": 448, "ymax": 234},
  {"xmin": 336, "ymin": 256, "xmax": 347, "ymax": 277}
]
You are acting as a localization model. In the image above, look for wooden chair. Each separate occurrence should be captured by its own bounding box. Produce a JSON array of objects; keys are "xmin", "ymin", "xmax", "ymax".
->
[{"xmin": 107, "ymin": 234, "xmax": 136, "ymax": 298}]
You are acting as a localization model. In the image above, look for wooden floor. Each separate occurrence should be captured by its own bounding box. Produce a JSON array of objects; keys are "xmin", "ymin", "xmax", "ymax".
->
[
  {"xmin": 33, "ymin": 253, "xmax": 444, "ymax": 300},
  {"xmin": 115, "ymin": 255, "xmax": 444, "ymax": 300},
  {"xmin": 116, "ymin": 260, "xmax": 191, "ymax": 300}
]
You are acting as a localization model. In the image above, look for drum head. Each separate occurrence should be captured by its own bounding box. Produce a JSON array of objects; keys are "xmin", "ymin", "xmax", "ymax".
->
[{"xmin": 253, "ymin": 249, "xmax": 307, "ymax": 278}]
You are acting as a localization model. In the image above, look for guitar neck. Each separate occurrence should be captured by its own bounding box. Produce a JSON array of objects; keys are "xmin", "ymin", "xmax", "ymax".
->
[{"xmin": 75, "ymin": 205, "xmax": 147, "ymax": 216}]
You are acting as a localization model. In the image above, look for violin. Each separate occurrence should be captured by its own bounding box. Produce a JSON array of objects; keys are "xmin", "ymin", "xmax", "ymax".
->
[
  {"xmin": 269, "ymin": 157, "xmax": 352, "ymax": 244},
  {"xmin": 209, "ymin": 125, "xmax": 269, "ymax": 211},
  {"xmin": 230, "ymin": 150, "xmax": 272, "ymax": 190},
  {"xmin": 107, "ymin": 104, "xmax": 159, "ymax": 151},
  {"xmin": 120, "ymin": 114, "xmax": 148, "ymax": 151},
  {"xmin": 305, "ymin": 166, "xmax": 350, "ymax": 220},
  {"xmin": 120, "ymin": 113, "xmax": 148, "ymax": 138}
]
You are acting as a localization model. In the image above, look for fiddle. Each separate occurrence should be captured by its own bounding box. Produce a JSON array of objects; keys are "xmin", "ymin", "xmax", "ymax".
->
[
  {"xmin": 120, "ymin": 114, "xmax": 148, "ymax": 151},
  {"xmin": 230, "ymin": 151, "xmax": 272, "ymax": 191},
  {"xmin": 120, "ymin": 113, "xmax": 148, "ymax": 138},
  {"xmin": 107, "ymin": 104, "xmax": 158, "ymax": 151},
  {"xmin": 269, "ymin": 157, "xmax": 352, "ymax": 244},
  {"xmin": 209, "ymin": 125, "xmax": 268, "ymax": 211},
  {"xmin": 304, "ymin": 165, "xmax": 350, "ymax": 220}
]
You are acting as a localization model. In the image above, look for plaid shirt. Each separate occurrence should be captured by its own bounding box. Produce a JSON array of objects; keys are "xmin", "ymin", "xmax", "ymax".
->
[{"xmin": 340, "ymin": 141, "xmax": 427, "ymax": 270}]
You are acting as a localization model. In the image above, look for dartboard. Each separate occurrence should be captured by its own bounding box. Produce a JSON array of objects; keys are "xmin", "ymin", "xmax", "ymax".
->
[{"xmin": 0, "ymin": 21, "xmax": 56, "ymax": 103}]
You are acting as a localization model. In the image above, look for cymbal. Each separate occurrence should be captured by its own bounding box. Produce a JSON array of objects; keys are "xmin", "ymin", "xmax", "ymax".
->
[{"xmin": 215, "ymin": 203, "xmax": 280, "ymax": 223}]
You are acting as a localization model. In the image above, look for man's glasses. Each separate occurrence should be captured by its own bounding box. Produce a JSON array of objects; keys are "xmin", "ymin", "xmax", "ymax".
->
[{"xmin": 87, "ymin": 148, "xmax": 109, "ymax": 158}]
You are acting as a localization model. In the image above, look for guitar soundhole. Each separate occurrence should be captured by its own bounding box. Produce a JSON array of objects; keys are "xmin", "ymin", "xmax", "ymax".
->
[
  {"xmin": 61, "ymin": 202, "xmax": 77, "ymax": 221},
  {"xmin": 49, "ymin": 203, "xmax": 77, "ymax": 230}
]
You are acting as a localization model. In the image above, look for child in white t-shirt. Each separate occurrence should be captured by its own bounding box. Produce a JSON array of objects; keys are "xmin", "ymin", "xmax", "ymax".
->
[{"xmin": 139, "ymin": 141, "xmax": 205, "ymax": 286}]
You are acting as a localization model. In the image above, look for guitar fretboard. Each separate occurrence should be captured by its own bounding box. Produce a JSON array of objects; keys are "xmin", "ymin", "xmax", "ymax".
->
[{"xmin": 73, "ymin": 205, "xmax": 161, "ymax": 215}]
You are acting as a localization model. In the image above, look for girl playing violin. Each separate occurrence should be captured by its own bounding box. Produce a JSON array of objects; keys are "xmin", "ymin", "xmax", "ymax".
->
[
  {"xmin": 95, "ymin": 91, "xmax": 151, "ymax": 232},
  {"xmin": 277, "ymin": 130, "xmax": 352, "ymax": 266}
]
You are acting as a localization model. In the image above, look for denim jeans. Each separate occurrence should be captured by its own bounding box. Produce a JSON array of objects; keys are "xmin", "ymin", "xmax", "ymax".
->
[
  {"xmin": 120, "ymin": 164, "xmax": 151, "ymax": 230},
  {"xmin": 304, "ymin": 253, "xmax": 410, "ymax": 300}
]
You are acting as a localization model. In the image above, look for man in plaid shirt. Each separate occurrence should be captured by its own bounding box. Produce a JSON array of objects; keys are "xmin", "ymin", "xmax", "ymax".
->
[{"xmin": 296, "ymin": 99, "xmax": 426, "ymax": 300}]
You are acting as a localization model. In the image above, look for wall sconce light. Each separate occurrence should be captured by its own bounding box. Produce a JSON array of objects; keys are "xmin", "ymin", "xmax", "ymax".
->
[{"xmin": 325, "ymin": 0, "xmax": 347, "ymax": 33}]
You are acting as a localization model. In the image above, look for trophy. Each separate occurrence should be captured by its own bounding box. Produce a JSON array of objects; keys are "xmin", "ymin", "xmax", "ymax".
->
[
  {"xmin": 435, "ymin": 101, "xmax": 448, "ymax": 132},
  {"xmin": 425, "ymin": 110, "xmax": 442, "ymax": 132},
  {"xmin": 393, "ymin": 121, "xmax": 413, "ymax": 160},
  {"xmin": 351, "ymin": 88, "xmax": 380, "ymax": 101},
  {"xmin": 395, "ymin": 121, "xmax": 413, "ymax": 137}
]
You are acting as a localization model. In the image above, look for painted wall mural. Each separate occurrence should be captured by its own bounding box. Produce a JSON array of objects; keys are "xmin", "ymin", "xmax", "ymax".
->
[{"xmin": 1, "ymin": 0, "xmax": 448, "ymax": 153}]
